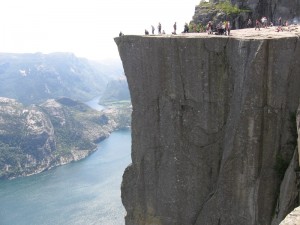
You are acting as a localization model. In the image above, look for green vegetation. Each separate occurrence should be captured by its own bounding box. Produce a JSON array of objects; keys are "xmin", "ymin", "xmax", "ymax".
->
[
  {"xmin": 216, "ymin": 1, "xmax": 242, "ymax": 15},
  {"xmin": 189, "ymin": 23, "xmax": 206, "ymax": 33},
  {"xmin": 199, "ymin": 0, "xmax": 251, "ymax": 16}
]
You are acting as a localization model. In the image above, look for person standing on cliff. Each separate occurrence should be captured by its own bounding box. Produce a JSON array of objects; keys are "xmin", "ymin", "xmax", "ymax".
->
[
  {"xmin": 158, "ymin": 22, "xmax": 162, "ymax": 34},
  {"xmin": 207, "ymin": 21, "xmax": 213, "ymax": 34},
  {"xmin": 183, "ymin": 23, "xmax": 189, "ymax": 33},
  {"xmin": 255, "ymin": 19, "xmax": 261, "ymax": 30},
  {"xmin": 261, "ymin": 17, "xmax": 267, "ymax": 28},
  {"xmin": 278, "ymin": 17, "xmax": 282, "ymax": 26},
  {"xmin": 173, "ymin": 22, "xmax": 177, "ymax": 34},
  {"xmin": 225, "ymin": 21, "xmax": 231, "ymax": 35},
  {"xmin": 151, "ymin": 25, "xmax": 155, "ymax": 35},
  {"xmin": 247, "ymin": 19, "xmax": 252, "ymax": 28}
]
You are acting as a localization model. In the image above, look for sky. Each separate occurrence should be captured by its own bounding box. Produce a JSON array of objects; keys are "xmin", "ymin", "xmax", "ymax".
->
[{"xmin": 0, "ymin": 0, "xmax": 201, "ymax": 60}]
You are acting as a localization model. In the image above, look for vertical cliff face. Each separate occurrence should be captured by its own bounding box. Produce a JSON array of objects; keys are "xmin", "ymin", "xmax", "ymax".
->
[
  {"xmin": 115, "ymin": 33, "xmax": 300, "ymax": 225},
  {"xmin": 276, "ymin": 105, "xmax": 300, "ymax": 225}
]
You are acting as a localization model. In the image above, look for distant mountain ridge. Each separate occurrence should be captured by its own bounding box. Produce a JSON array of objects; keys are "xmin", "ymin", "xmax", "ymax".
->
[{"xmin": 0, "ymin": 52, "xmax": 123, "ymax": 105}]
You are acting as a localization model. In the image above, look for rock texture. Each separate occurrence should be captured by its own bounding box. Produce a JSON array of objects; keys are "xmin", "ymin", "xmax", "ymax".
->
[
  {"xmin": 232, "ymin": 0, "xmax": 300, "ymax": 21},
  {"xmin": 276, "ymin": 105, "xmax": 300, "ymax": 225},
  {"xmin": 193, "ymin": 1, "xmax": 300, "ymax": 29},
  {"xmin": 115, "ymin": 31, "xmax": 300, "ymax": 225},
  {"xmin": 298, "ymin": 104, "xmax": 300, "ymax": 167}
]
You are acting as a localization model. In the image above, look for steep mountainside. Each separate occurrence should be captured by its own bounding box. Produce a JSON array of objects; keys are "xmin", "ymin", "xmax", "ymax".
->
[
  {"xmin": 0, "ymin": 97, "xmax": 131, "ymax": 179},
  {"xmin": 115, "ymin": 31, "xmax": 300, "ymax": 225},
  {"xmin": 99, "ymin": 76, "xmax": 131, "ymax": 104},
  {"xmin": 0, "ymin": 52, "xmax": 122, "ymax": 105},
  {"xmin": 192, "ymin": 0, "xmax": 300, "ymax": 29}
]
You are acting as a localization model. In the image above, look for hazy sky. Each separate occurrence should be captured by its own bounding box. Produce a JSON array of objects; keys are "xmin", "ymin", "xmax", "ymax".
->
[{"xmin": 0, "ymin": 0, "xmax": 200, "ymax": 60}]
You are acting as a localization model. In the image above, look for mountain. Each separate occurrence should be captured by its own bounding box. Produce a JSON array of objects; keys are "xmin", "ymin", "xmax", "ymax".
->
[
  {"xmin": 99, "ymin": 76, "xmax": 131, "ymax": 104},
  {"xmin": 0, "ymin": 52, "xmax": 122, "ymax": 105},
  {"xmin": 0, "ymin": 97, "xmax": 131, "ymax": 179}
]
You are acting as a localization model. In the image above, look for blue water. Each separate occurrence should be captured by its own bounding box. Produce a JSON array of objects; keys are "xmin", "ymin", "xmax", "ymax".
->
[{"xmin": 0, "ymin": 128, "xmax": 131, "ymax": 224}]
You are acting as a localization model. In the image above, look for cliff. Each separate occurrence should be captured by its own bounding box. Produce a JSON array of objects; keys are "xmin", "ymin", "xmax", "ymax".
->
[{"xmin": 115, "ymin": 29, "xmax": 300, "ymax": 225}]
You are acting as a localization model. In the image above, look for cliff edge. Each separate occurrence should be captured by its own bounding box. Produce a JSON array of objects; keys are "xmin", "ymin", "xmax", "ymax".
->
[{"xmin": 115, "ymin": 28, "xmax": 300, "ymax": 225}]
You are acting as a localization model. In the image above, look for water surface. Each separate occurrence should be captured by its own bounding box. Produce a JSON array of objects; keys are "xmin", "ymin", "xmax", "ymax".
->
[{"xmin": 0, "ymin": 129, "xmax": 131, "ymax": 225}]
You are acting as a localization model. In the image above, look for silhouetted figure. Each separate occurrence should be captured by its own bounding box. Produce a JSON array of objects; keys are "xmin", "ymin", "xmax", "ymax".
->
[
  {"xmin": 151, "ymin": 25, "xmax": 155, "ymax": 34},
  {"xmin": 247, "ymin": 19, "xmax": 252, "ymax": 28},
  {"xmin": 162, "ymin": 30, "xmax": 165, "ymax": 34},
  {"xmin": 226, "ymin": 21, "xmax": 230, "ymax": 35},
  {"xmin": 261, "ymin": 17, "xmax": 267, "ymax": 28},
  {"xmin": 216, "ymin": 21, "xmax": 224, "ymax": 35},
  {"xmin": 173, "ymin": 22, "xmax": 177, "ymax": 34},
  {"xmin": 278, "ymin": 17, "xmax": 282, "ymax": 26},
  {"xmin": 119, "ymin": 31, "xmax": 124, "ymax": 37},
  {"xmin": 158, "ymin": 22, "xmax": 162, "ymax": 34},
  {"xmin": 183, "ymin": 23, "xmax": 189, "ymax": 33},
  {"xmin": 207, "ymin": 21, "xmax": 213, "ymax": 34},
  {"xmin": 255, "ymin": 19, "xmax": 261, "ymax": 30},
  {"xmin": 145, "ymin": 29, "xmax": 149, "ymax": 35}
]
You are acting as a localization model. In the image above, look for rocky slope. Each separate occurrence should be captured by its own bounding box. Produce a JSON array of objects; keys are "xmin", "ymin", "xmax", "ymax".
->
[
  {"xmin": 0, "ymin": 97, "xmax": 131, "ymax": 179},
  {"xmin": 99, "ymin": 76, "xmax": 131, "ymax": 104},
  {"xmin": 192, "ymin": 0, "xmax": 300, "ymax": 29},
  {"xmin": 115, "ymin": 29, "xmax": 300, "ymax": 225}
]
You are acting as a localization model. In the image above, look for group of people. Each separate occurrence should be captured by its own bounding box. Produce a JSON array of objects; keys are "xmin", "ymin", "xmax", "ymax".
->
[
  {"xmin": 214, "ymin": 21, "xmax": 231, "ymax": 35},
  {"xmin": 145, "ymin": 22, "xmax": 164, "ymax": 35},
  {"xmin": 144, "ymin": 22, "xmax": 190, "ymax": 35},
  {"xmin": 119, "ymin": 15, "xmax": 293, "ymax": 37},
  {"xmin": 144, "ymin": 21, "xmax": 231, "ymax": 36},
  {"xmin": 247, "ymin": 16, "xmax": 290, "ymax": 32},
  {"xmin": 205, "ymin": 20, "xmax": 231, "ymax": 35}
]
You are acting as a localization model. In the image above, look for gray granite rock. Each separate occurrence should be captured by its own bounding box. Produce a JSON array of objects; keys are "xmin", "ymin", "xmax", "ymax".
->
[
  {"xmin": 276, "ymin": 103, "xmax": 300, "ymax": 224},
  {"xmin": 115, "ymin": 33, "xmax": 300, "ymax": 225}
]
